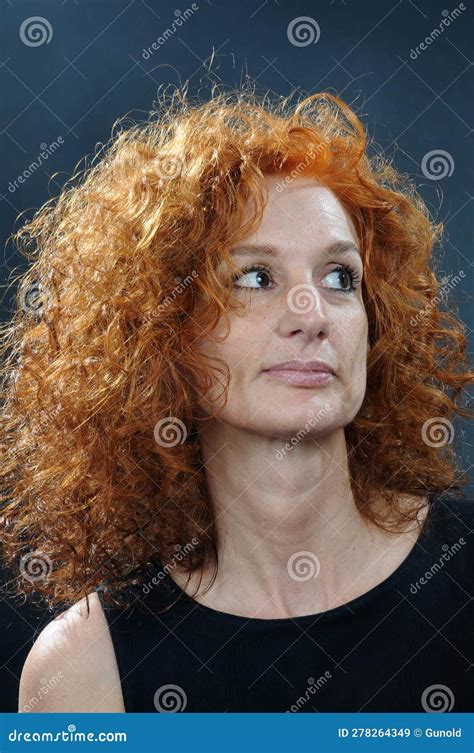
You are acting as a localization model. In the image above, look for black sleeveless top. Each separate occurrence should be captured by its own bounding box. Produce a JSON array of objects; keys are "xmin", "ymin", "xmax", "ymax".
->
[{"xmin": 96, "ymin": 493, "xmax": 474, "ymax": 712}]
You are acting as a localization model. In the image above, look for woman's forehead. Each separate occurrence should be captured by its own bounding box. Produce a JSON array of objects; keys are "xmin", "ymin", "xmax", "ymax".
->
[
  {"xmin": 245, "ymin": 174, "xmax": 355, "ymax": 237},
  {"xmin": 239, "ymin": 178, "xmax": 359, "ymax": 248}
]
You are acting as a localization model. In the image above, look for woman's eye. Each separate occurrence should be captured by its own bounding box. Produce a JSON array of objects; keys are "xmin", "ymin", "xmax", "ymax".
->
[
  {"xmin": 323, "ymin": 264, "xmax": 361, "ymax": 294},
  {"xmin": 232, "ymin": 265, "xmax": 273, "ymax": 290},
  {"xmin": 232, "ymin": 263, "xmax": 361, "ymax": 294}
]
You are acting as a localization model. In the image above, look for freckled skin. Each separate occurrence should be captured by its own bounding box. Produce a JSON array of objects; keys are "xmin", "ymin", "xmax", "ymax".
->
[
  {"xmin": 197, "ymin": 175, "xmax": 369, "ymax": 442},
  {"xmin": 170, "ymin": 173, "xmax": 414, "ymax": 621}
]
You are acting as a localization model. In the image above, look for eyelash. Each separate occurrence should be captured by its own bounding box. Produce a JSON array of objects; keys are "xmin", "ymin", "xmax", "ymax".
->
[{"xmin": 232, "ymin": 263, "xmax": 362, "ymax": 295}]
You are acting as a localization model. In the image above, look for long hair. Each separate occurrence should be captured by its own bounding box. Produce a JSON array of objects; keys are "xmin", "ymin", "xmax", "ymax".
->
[{"xmin": 1, "ymin": 82, "xmax": 472, "ymax": 613}]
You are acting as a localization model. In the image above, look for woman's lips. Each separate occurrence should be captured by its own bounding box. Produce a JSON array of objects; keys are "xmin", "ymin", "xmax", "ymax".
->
[{"xmin": 262, "ymin": 369, "xmax": 335, "ymax": 387}]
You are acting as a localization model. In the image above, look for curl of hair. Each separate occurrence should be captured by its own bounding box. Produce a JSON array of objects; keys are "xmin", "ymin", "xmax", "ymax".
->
[{"xmin": 1, "ymin": 82, "xmax": 472, "ymax": 615}]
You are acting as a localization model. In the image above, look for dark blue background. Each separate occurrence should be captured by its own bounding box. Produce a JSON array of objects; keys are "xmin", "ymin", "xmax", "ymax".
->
[{"xmin": 0, "ymin": 0, "xmax": 472, "ymax": 712}]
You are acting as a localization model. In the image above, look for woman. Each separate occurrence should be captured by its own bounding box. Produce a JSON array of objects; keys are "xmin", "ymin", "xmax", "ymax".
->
[{"xmin": 1, "ymin": 86, "xmax": 473, "ymax": 713}]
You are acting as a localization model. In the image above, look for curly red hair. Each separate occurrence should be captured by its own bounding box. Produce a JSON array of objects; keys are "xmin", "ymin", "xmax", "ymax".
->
[{"xmin": 1, "ymin": 83, "xmax": 472, "ymax": 612}]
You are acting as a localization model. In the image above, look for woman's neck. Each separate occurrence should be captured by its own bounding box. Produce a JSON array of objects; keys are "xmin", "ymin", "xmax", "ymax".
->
[{"xmin": 170, "ymin": 424, "xmax": 430, "ymax": 618}]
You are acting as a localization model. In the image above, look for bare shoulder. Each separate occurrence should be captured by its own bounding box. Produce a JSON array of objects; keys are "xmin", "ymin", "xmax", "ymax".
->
[{"xmin": 19, "ymin": 591, "xmax": 125, "ymax": 712}]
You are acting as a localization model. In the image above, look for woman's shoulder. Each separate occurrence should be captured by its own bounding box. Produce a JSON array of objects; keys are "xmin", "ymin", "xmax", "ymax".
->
[{"xmin": 19, "ymin": 591, "xmax": 125, "ymax": 712}]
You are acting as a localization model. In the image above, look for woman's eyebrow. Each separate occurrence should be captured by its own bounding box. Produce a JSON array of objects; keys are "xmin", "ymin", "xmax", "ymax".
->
[{"xmin": 230, "ymin": 241, "xmax": 362, "ymax": 258}]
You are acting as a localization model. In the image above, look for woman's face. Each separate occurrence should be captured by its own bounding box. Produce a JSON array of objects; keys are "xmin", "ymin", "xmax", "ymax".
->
[{"xmin": 197, "ymin": 174, "xmax": 369, "ymax": 440}]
